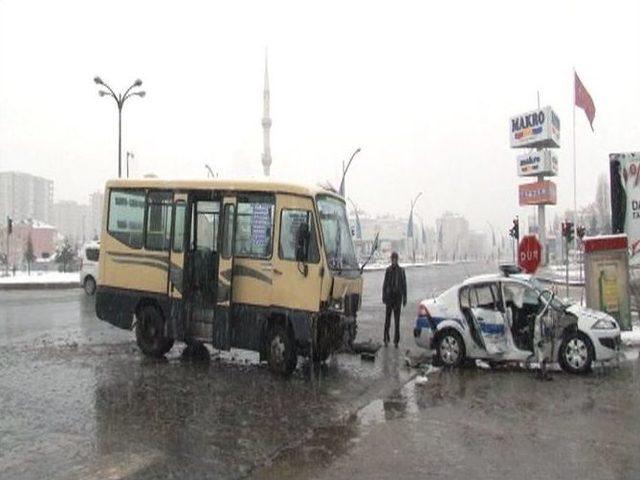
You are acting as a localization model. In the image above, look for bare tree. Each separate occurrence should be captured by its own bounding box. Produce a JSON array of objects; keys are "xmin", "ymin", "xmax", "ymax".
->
[{"xmin": 24, "ymin": 235, "xmax": 36, "ymax": 275}]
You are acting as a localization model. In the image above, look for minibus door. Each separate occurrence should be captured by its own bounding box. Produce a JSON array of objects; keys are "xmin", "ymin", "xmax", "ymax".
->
[
  {"xmin": 213, "ymin": 196, "xmax": 236, "ymax": 350},
  {"xmin": 168, "ymin": 193, "xmax": 189, "ymax": 338}
]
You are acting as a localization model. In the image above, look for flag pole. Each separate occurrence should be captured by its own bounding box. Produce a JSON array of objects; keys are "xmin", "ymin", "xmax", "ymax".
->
[
  {"xmin": 573, "ymin": 69, "xmax": 578, "ymax": 238},
  {"xmin": 572, "ymin": 69, "xmax": 579, "ymax": 294}
]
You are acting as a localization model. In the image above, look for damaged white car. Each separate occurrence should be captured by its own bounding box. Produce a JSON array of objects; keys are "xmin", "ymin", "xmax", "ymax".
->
[{"xmin": 413, "ymin": 267, "xmax": 621, "ymax": 374}]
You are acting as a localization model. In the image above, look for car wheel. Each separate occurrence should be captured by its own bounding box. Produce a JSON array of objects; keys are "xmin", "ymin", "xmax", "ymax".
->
[
  {"xmin": 135, "ymin": 305, "xmax": 174, "ymax": 358},
  {"xmin": 267, "ymin": 324, "xmax": 297, "ymax": 376},
  {"xmin": 559, "ymin": 331, "xmax": 594, "ymax": 374},
  {"xmin": 181, "ymin": 341, "xmax": 210, "ymax": 362},
  {"xmin": 436, "ymin": 330, "xmax": 465, "ymax": 368},
  {"xmin": 83, "ymin": 276, "xmax": 96, "ymax": 296}
]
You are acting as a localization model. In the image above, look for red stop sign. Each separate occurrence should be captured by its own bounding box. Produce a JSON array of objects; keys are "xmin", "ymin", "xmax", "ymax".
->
[{"xmin": 518, "ymin": 235, "xmax": 542, "ymax": 273}]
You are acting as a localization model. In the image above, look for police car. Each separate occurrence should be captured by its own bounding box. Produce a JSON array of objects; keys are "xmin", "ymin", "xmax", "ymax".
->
[{"xmin": 413, "ymin": 266, "xmax": 621, "ymax": 374}]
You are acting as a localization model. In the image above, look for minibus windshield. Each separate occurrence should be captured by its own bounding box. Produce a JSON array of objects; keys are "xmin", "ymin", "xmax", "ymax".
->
[{"xmin": 317, "ymin": 195, "xmax": 359, "ymax": 272}]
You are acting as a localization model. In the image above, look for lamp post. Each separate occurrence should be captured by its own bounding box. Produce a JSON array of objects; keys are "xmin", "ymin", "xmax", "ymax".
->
[
  {"xmin": 126, "ymin": 151, "xmax": 134, "ymax": 179},
  {"xmin": 94, "ymin": 76, "xmax": 145, "ymax": 178},
  {"xmin": 339, "ymin": 147, "xmax": 361, "ymax": 197},
  {"xmin": 408, "ymin": 192, "xmax": 422, "ymax": 263},
  {"xmin": 205, "ymin": 164, "xmax": 216, "ymax": 178}
]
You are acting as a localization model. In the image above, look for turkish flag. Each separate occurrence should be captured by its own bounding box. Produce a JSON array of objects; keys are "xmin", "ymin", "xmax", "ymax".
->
[{"xmin": 575, "ymin": 72, "xmax": 596, "ymax": 131}]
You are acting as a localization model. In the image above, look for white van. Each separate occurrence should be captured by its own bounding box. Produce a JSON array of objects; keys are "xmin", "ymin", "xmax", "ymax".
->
[{"xmin": 80, "ymin": 241, "xmax": 100, "ymax": 295}]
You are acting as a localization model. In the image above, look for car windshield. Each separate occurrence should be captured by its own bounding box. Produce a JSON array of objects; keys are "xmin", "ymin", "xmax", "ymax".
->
[
  {"xmin": 528, "ymin": 277, "xmax": 568, "ymax": 311},
  {"xmin": 317, "ymin": 195, "xmax": 359, "ymax": 271}
]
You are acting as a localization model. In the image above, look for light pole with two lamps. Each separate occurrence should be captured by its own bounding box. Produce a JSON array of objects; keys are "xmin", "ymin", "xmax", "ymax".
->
[
  {"xmin": 93, "ymin": 76, "xmax": 146, "ymax": 178},
  {"xmin": 339, "ymin": 148, "xmax": 361, "ymax": 197},
  {"xmin": 408, "ymin": 192, "xmax": 423, "ymax": 264}
]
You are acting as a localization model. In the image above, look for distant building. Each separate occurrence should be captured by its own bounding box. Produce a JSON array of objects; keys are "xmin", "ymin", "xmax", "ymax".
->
[
  {"xmin": 436, "ymin": 212, "xmax": 470, "ymax": 261},
  {"xmin": 0, "ymin": 171, "xmax": 54, "ymax": 223},
  {"xmin": 8, "ymin": 219, "xmax": 57, "ymax": 268},
  {"xmin": 88, "ymin": 190, "xmax": 104, "ymax": 240},
  {"xmin": 53, "ymin": 200, "xmax": 90, "ymax": 244}
]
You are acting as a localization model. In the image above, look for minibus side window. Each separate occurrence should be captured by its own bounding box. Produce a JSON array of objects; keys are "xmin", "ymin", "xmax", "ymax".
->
[
  {"xmin": 222, "ymin": 204, "xmax": 235, "ymax": 259},
  {"xmin": 107, "ymin": 189, "xmax": 145, "ymax": 249},
  {"xmin": 235, "ymin": 198, "xmax": 274, "ymax": 259},
  {"xmin": 145, "ymin": 191, "xmax": 173, "ymax": 251},
  {"xmin": 172, "ymin": 201, "xmax": 187, "ymax": 253},
  {"xmin": 279, "ymin": 209, "xmax": 319, "ymax": 263}
]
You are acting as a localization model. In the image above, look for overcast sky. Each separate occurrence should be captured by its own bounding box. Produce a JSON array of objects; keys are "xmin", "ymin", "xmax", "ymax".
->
[{"xmin": 1, "ymin": 0, "xmax": 639, "ymax": 234}]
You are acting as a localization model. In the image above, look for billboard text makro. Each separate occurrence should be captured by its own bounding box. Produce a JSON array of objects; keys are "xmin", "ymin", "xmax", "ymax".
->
[
  {"xmin": 510, "ymin": 106, "xmax": 561, "ymax": 149},
  {"xmin": 517, "ymin": 150, "xmax": 559, "ymax": 177}
]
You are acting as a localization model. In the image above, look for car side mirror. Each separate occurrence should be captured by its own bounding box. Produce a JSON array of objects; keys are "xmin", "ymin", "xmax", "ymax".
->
[{"xmin": 295, "ymin": 222, "xmax": 310, "ymax": 263}]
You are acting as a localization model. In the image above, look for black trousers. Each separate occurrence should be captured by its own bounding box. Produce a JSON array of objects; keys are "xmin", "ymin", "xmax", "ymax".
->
[{"xmin": 384, "ymin": 303, "xmax": 401, "ymax": 345}]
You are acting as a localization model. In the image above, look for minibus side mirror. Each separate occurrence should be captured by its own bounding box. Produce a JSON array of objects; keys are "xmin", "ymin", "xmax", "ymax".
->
[
  {"xmin": 359, "ymin": 232, "xmax": 380, "ymax": 274},
  {"xmin": 295, "ymin": 223, "xmax": 310, "ymax": 263}
]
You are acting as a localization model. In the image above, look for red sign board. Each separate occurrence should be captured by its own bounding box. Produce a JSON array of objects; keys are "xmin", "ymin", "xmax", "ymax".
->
[
  {"xmin": 518, "ymin": 180, "xmax": 557, "ymax": 206},
  {"xmin": 518, "ymin": 235, "xmax": 542, "ymax": 273}
]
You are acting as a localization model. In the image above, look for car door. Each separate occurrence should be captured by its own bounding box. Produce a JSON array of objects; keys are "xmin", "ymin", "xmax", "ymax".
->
[
  {"xmin": 271, "ymin": 195, "xmax": 323, "ymax": 312},
  {"xmin": 212, "ymin": 196, "xmax": 236, "ymax": 350},
  {"xmin": 469, "ymin": 283, "xmax": 508, "ymax": 355}
]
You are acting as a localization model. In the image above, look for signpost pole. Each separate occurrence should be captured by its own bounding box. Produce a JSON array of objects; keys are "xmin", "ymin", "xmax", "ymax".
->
[
  {"xmin": 537, "ymin": 172, "xmax": 546, "ymax": 266},
  {"xmin": 565, "ymin": 235, "xmax": 570, "ymax": 298}
]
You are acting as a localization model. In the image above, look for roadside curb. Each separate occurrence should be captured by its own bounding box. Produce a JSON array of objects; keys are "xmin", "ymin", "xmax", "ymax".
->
[{"xmin": 0, "ymin": 282, "xmax": 80, "ymax": 291}]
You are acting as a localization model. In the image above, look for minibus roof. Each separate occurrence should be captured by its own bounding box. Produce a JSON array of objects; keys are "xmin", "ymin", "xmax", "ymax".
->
[{"xmin": 105, "ymin": 178, "xmax": 344, "ymax": 200}]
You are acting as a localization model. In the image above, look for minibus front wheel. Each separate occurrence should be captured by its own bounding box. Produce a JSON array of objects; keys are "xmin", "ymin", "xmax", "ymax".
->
[
  {"xmin": 135, "ymin": 303, "xmax": 174, "ymax": 358},
  {"xmin": 266, "ymin": 323, "xmax": 297, "ymax": 376}
]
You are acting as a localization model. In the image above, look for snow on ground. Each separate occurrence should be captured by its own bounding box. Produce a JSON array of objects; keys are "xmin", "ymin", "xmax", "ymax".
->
[
  {"xmin": 622, "ymin": 325, "xmax": 640, "ymax": 346},
  {"xmin": 0, "ymin": 271, "xmax": 79, "ymax": 285}
]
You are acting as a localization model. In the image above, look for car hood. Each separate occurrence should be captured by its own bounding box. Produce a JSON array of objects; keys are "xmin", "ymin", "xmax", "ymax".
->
[{"xmin": 565, "ymin": 304, "xmax": 619, "ymax": 330}]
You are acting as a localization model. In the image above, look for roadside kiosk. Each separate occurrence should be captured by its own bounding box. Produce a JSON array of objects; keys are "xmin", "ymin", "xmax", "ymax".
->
[{"xmin": 583, "ymin": 234, "xmax": 632, "ymax": 331}]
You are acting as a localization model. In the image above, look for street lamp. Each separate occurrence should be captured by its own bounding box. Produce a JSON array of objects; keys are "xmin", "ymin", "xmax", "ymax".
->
[
  {"xmin": 339, "ymin": 147, "xmax": 361, "ymax": 197},
  {"xmin": 94, "ymin": 76, "xmax": 145, "ymax": 178},
  {"xmin": 126, "ymin": 151, "xmax": 134, "ymax": 179},
  {"xmin": 205, "ymin": 164, "xmax": 216, "ymax": 178},
  {"xmin": 408, "ymin": 192, "xmax": 423, "ymax": 263}
]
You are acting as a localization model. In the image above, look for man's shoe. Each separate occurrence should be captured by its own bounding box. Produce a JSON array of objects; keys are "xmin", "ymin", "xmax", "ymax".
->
[
  {"xmin": 384, "ymin": 341, "xmax": 388, "ymax": 347},
  {"xmin": 394, "ymin": 343, "xmax": 398, "ymax": 348}
]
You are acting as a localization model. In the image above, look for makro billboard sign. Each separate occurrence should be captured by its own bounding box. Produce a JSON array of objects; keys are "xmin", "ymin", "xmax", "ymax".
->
[
  {"xmin": 517, "ymin": 150, "xmax": 559, "ymax": 177},
  {"xmin": 509, "ymin": 106, "xmax": 561, "ymax": 149},
  {"xmin": 610, "ymin": 152, "xmax": 640, "ymax": 264},
  {"xmin": 518, "ymin": 180, "xmax": 557, "ymax": 206}
]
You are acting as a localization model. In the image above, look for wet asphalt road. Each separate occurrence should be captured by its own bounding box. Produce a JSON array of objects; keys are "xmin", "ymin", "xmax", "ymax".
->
[{"xmin": 1, "ymin": 261, "xmax": 639, "ymax": 480}]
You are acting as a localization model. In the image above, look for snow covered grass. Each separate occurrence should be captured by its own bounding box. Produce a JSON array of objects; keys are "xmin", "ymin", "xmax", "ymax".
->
[{"xmin": 0, "ymin": 271, "xmax": 79, "ymax": 285}]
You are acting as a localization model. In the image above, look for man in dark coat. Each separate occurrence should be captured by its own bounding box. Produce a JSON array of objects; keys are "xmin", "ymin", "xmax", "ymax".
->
[{"xmin": 382, "ymin": 252, "xmax": 407, "ymax": 347}]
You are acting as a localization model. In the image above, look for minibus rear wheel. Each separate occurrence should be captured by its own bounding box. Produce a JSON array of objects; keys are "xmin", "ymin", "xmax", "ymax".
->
[
  {"xmin": 135, "ymin": 304, "xmax": 174, "ymax": 358},
  {"xmin": 267, "ymin": 324, "xmax": 297, "ymax": 376}
]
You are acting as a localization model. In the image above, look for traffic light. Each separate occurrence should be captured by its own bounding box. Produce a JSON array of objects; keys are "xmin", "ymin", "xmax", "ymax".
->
[
  {"xmin": 562, "ymin": 221, "xmax": 574, "ymax": 244},
  {"xmin": 509, "ymin": 217, "xmax": 519, "ymax": 241},
  {"xmin": 6, "ymin": 216, "xmax": 12, "ymax": 235},
  {"xmin": 576, "ymin": 225, "xmax": 586, "ymax": 241}
]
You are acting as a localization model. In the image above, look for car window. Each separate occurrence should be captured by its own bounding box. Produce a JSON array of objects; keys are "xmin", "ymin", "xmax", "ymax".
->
[
  {"xmin": 459, "ymin": 286, "xmax": 471, "ymax": 309},
  {"xmin": 470, "ymin": 283, "xmax": 502, "ymax": 311},
  {"xmin": 85, "ymin": 248, "xmax": 99, "ymax": 262}
]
